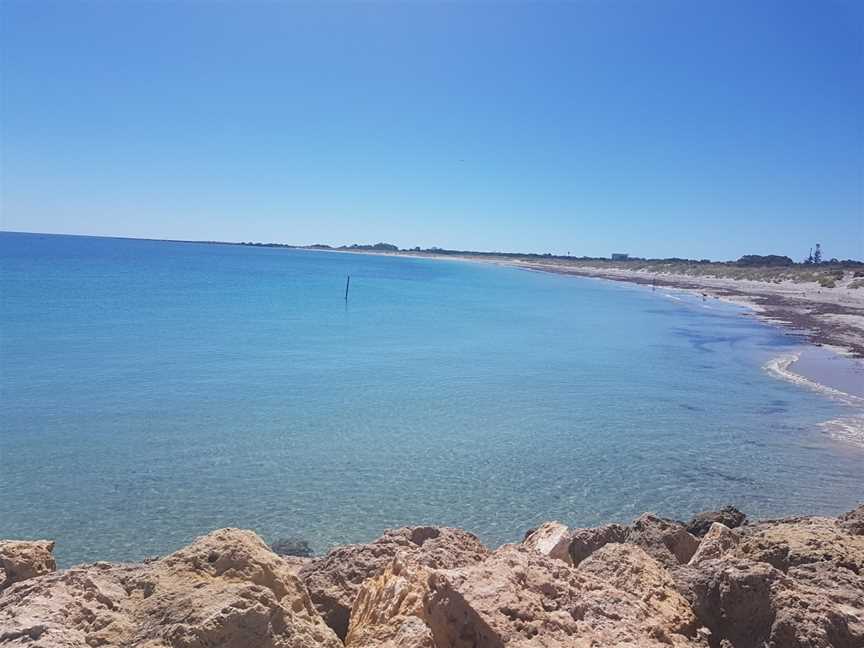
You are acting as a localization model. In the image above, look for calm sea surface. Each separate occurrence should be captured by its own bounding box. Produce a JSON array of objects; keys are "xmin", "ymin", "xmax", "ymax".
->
[{"xmin": 1, "ymin": 232, "xmax": 862, "ymax": 566}]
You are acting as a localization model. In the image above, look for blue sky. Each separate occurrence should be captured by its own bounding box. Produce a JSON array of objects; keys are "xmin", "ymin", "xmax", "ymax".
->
[{"xmin": 1, "ymin": 1, "xmax": 862, "ymax": 260}]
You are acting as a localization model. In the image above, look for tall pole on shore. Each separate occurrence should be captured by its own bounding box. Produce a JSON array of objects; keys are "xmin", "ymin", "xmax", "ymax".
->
[{"xmin": 344, "ymin": 274, "xmax": 351, "ymax": 302}]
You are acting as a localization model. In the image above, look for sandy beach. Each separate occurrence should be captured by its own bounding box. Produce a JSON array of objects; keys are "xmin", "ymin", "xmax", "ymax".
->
[{"xmin": 500, "ymin": 256, "xmax": 864, "ymax": 448}]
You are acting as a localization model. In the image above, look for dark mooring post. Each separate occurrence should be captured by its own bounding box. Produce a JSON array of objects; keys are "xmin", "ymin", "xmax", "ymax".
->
[{"xmin": 344, "ymin": 274, "xmax": 351, "ymax": 301}]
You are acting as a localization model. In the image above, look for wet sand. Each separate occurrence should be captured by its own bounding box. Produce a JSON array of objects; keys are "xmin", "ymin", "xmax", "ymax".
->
[{"xmin": 792, "ymin": 347, "xmax": 864, "ymax": 399}]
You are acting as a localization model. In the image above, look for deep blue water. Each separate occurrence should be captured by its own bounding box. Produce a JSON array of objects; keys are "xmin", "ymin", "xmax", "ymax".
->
[{"xmin": 1, "ymin": 232, "xmax": 862, "ymax": 566}]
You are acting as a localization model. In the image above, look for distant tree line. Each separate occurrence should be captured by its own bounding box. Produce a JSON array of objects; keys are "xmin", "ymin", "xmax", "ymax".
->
[{"xmin": 735, "ymin": 254, "xmax": 795, "ymax": 267}]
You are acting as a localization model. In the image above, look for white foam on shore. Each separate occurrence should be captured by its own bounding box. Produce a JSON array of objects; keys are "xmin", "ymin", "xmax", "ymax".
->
[
  {"xmin": 819, "ymin": 416, "xmax": 864, "ymax": 448},
  {"xmin": 763, "ymin": 353, "xmax": 864, "ymax": 406},
  {"xmin": 763, "ymin": 353, "xmax": 864, "ymax": 448}
]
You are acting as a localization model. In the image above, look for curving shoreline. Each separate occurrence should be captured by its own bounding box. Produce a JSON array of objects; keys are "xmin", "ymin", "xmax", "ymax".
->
[
  {"xmin": 336, "ymin": 248, "xmax": 864, "ymax": 442},
  {"xmin": 508, "ymin": 260, "xmax": 864, "ymax": 360},
  {"xmin": 544, "ymin": 266, "xmax": 864, "ymax": 449},
  {"xmin": 328, "ymin": 247, "xmax": 864, "ymax": 358},
  {"xmin": 763, "ymin": 352, "xmax": 864, "ymax": 448}
]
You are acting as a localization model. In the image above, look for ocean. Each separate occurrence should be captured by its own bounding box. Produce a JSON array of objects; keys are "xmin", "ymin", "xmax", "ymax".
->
[{"xmin": 1, "ymin": 231, "xmax": 862, "ymax": 566}]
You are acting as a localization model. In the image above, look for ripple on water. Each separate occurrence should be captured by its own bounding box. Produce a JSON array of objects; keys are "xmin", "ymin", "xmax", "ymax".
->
[{"xmin": 1, "ymin": 232, "xmax": 863, "ymax": 566}]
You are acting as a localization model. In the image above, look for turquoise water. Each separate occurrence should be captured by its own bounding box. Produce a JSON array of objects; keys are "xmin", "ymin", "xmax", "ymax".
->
[{"xmin": 1, "ymin": 232, "xmax": 862, "ymax": 566}]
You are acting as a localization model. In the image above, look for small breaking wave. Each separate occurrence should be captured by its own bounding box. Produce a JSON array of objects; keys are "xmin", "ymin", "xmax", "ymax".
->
[
  {"xmin": 763, "ymin": 353, "xmax": 864, "ymax": 407},
  {"xmin": 764, "ymin": 353, "xmax": 864, "ymax": 448},
  {"xmin": 819, "ymin": 416, "xmax": 864, "ymax": 448}
]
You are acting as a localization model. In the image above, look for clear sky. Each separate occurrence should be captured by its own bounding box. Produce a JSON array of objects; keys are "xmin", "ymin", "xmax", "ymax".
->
[{"xmin": 1, "ymin": 1, "xmax": 862, "ymax": 260}]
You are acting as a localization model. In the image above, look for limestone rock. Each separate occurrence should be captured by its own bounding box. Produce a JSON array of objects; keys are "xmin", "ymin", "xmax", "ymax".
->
[
  {"xmin": 675, "ymin": 556, "xmax": 864, "ymax": 648},
  {"xmin": 688, "ymin": 522, "xmax": 740, "ymax": 566},
  {"xmin": 283, "ymin": 555, "xmax": 314, "ymax": 577},
  {"xmin": 674, "ymin": 557, "xmax": 785, "ymax": 648},
  {"xmin": 346, "ymin": 544, "xmax": 705, "ymax": 647},
  {"xmin": 346, "ymin": 544, "xmax": 701, "ymax": 648},
  {"xmin": 685, "ymin": 506, "xmax": 746, "ymax": 537},
  {"xmin": 0, "ymin": 541, "xmax": 56, "ymax": 591},
  {"xmin": 840, "ymin": 504, "xmax": 864, "ymax": 536},
  {"xmin": 0, "ymin": 564, "xmax": 132, "ymax": 647},
  {"xmin": 4, "ymin": 510, "xmax": 861, "ymax": 648},
  {"xmin": 0, "ymin": 528, "xmax": 341, "ymax": 648},
  {"xmin": 298, "ymin": 526, "xmax": 488, "ymax": 639},
  {"xmin": 771, "ymin": 561, "xmax": 864, "ymax": 647},
  {"xmin": 567, "ymin": 523, "xmax": 629, "ymax": 566},
  {"xmin": 522, "ymin": 521, "xmax": 572, "ymax": 564},
  {"xmin": 345, "ymin": 556, "xmax": 435, "ymax": 648},
  {"xmin": 423, "ymin": 544, "xmax": 705, "ymax": 647},
  {"xmin": 357, "ymin": 615, "xmax": 435, "ymax": 648},
  {"xmin": 578, "ymin": 543, "xmax": 699, "ymax": 636},
  {"xmin": 629, "ymin": 513, "xmax": 700, "ymax": 567},
  {"xmin": 734, "ymin": 516, "xmax": 864, "ymax": 572}
]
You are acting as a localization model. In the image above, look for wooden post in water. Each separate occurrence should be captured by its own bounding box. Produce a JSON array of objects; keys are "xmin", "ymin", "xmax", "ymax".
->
[{"xmin": 344, "ymin": 274, "xmax": 351, "ymax": 301}]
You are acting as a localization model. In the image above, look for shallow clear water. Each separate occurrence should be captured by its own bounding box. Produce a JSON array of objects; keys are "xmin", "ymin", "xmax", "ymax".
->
[{"xmin": 1, "ymin": 232, "xmax": 862, "ymax": 566}]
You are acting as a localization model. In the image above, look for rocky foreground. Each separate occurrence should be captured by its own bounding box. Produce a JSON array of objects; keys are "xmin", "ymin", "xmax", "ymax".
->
[{"xmin": 1, "ymin": 505, "xmax": 863, "ymax": 647}]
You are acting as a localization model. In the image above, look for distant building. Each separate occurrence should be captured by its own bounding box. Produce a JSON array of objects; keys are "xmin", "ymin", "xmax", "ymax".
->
[{"xmin": 611, "ymin": 253, "xmax": 629, "ymax": 260}]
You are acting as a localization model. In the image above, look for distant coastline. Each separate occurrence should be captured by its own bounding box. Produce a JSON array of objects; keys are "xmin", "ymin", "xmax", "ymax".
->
[
  {"xmin": 314, "ymin": 245, "xmax": 864, "ymax": 361},
  {"xmin": 4, "ymin": 230, "xmax": 863, "ymax": 358}
]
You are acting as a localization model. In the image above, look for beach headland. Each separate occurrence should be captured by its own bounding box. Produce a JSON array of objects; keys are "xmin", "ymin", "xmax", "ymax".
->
[{"xmin": 3, "ymin": 504, "xmax": 863, "ymax": 647}]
